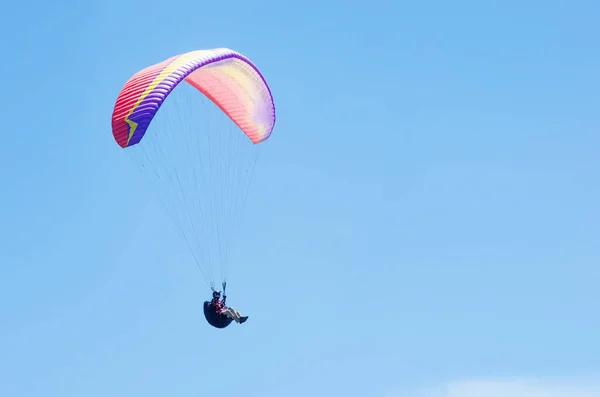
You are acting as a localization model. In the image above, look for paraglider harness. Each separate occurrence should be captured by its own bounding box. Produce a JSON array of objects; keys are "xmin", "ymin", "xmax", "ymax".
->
[{"xmin": 203, "ymin": 282, "xmax": 233, "ymax": 329}]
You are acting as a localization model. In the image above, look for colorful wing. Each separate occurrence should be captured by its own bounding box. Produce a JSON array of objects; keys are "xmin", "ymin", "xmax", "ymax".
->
[{"xmin": 111, "ymin": 48, "xmax": 276, "ymax": 148}]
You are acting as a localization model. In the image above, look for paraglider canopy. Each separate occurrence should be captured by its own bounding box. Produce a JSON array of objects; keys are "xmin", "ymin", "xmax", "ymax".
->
[{"xmin": 112, "ymin": 48, "xmax": 275, "ymax": 149}]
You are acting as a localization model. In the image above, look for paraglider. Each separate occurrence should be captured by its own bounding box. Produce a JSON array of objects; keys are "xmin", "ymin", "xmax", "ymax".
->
[
  {"xmin": 111, "ymin": 48, "xmax": 275, "ymax": 329},
  {"xmin": 203, "ymin": 284, "xmax": 248, "ymax": 329}
]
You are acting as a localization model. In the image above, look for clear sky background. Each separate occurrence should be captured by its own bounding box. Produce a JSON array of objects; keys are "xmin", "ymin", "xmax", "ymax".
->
[{"xmin": 1, "ymin": 0, "xmax": 599, "ymax": 396}]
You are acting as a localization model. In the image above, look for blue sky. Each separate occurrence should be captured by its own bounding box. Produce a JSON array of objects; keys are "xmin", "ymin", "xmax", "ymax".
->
[{"xmin": 1, "ymin": 0, "xmax": 599, "ymax": 396}]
